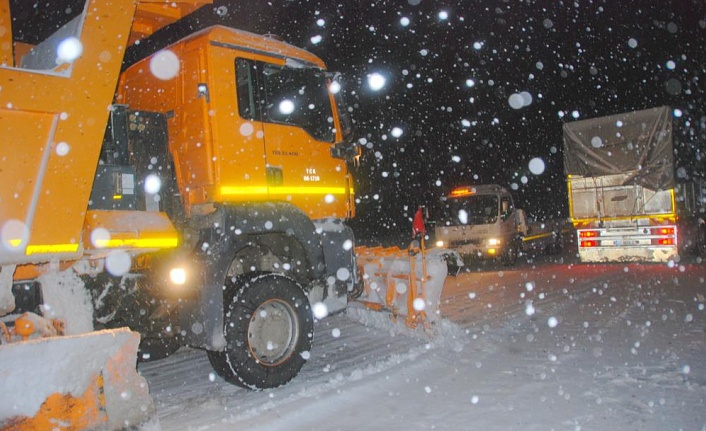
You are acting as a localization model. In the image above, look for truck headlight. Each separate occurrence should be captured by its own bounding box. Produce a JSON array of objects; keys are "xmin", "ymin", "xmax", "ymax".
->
[
  {"xmin": 488, "ymin": 238, "xmax": 500, "ymax": 246},
  {"xmin": 435, "ymin": 240, "xmax": 445, "ymax": 247},
  {"xmin": 169, "ymin": 267, "xmax": 187, "ymax": 285}
]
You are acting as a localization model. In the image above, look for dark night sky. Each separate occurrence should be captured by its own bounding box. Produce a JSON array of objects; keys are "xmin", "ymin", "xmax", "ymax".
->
[
  {"xmin": 249, "ymin": 0, "xmax": 706, "ymax": 238},
  {"xmin": 12, "ymin": 0, "xmax": 706, "ymax": 239}
]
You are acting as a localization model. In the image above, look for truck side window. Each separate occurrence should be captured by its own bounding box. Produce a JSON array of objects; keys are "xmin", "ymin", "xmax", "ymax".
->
[
  {"xmin": 236, "ymin": 58, "xmax": 258, "ymax": 121},
  {"xmin": 500, "ymin": 197, "xmax": 513, "ymax": 219},
  {"xmin": 235, "ymin": 58, "xmax": 335, "ymax": 142},
  {"xmin": 261, "ymin": 63, "xmax": 335, "ymax": 142}
]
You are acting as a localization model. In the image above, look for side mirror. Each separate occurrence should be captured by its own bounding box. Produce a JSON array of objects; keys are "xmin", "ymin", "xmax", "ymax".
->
[{"xmin": 331, "ymin": 138, "xmax": 360, "ymax": 162}]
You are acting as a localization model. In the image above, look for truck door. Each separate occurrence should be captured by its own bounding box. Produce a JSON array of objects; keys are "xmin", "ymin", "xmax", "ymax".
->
[
  {"xmin": 231, "ymin": 58, "xmax": 348, "ymax": 219},
  {"xmin": 500, "ymin": 195, "xmax": 516, "ymax": 236},
  {"xmin": 257, "ymin": 61, "xmax": 349, "ymax": 220},
  {"xmin": 226, "ymin": 58, "xmax": 350, "ymax": 219},
  {"xmin": 215, "ymin": 57, "xmax": 270, "ymax": 201}
]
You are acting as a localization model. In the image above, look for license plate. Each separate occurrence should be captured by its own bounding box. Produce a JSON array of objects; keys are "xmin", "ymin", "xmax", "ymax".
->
[{"xmin": 614, "ymin": 239, "xmax": 638, "ymax": 246}]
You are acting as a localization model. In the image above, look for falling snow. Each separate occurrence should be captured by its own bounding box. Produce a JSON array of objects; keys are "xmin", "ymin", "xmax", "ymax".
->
[
  {"xmin": 149, "ymin": 50, "xmax": 180, "ymax": 80},
  {"xmin": 3, "ymin": 0, "xmax": 706, "ymax": 429}
]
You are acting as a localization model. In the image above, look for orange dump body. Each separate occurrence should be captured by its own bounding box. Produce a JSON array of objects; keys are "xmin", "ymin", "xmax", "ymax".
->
[{"xmin": 0, "ymin": 0, "xmax": 210, "ymax": 273}]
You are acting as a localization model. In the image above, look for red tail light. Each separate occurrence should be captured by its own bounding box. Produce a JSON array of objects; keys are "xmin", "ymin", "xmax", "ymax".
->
[
  {"xmin": 654, "ymin": 238, "xmax": 674, "ymax": 246},
  {"xmin": 579, "ymin": 230, "xmax": 599, "ymax": 238},
  {"xmin": 651, "ymin": 227, "xmax": 675, "ymax": 235},
  {"xmin": 580, "ymin": 240, "xmax": 598, "ymax": 248}
]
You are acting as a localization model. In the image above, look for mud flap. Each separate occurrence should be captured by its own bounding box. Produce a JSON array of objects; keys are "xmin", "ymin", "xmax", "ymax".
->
[
  {"xmin": 0, "ymin": 328, "xmax": 155, "ymax": 430},
  {"xmin": 312, "ymin": 220, "xmax": 357, "ymax": 315}
]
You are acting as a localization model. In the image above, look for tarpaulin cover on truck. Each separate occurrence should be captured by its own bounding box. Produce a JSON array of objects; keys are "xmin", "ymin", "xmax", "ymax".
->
[{"xmin": 562, "ymin": 106, "xmax": 674, "ymax": 191}]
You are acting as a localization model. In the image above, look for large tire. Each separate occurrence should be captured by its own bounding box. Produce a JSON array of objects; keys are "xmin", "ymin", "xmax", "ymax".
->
[
  {"xmin": 697, "ymin": 222, "xmax": 706, "ymax": 257},
  {"xmin": 544, "ymin": 231, "xmax": 563, "ymax": 256},
  {"xmin": 207, "ymin": 273, "xmax": 313, "ymax": 389}
]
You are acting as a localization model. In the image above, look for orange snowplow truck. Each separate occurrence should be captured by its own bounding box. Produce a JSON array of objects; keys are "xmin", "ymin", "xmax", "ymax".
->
[
  {"xmin": 2, "ymin": 0, "xmax": 361, "ymax": 407},
  {"xmin": 113, "ymin": 24, "xmax": 360, "ymax": 388}
]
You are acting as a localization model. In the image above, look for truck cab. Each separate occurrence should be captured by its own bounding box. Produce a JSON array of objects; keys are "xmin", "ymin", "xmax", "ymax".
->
[
  {"xmin": 563, "ymin": 107, "xmax": 679, "ymax": 263},
  {"xmin": 434, "ymin": 185, "xmax": 526, "ymax": 265}
]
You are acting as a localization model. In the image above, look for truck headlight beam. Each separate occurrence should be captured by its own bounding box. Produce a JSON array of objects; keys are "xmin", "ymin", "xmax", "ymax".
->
[{"xmin": 169, "ymin": 267, "xmax": 187, "ymax": 285}]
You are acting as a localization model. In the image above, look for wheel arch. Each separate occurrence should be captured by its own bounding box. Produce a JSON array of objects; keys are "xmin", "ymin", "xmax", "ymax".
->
[
  {"xmin": 220, "ymin": 202, "xmax": 326, "ymax": 281},
  {"xmin": 181, "ymin": 202, "xmax": 326, "ymax": 350}
]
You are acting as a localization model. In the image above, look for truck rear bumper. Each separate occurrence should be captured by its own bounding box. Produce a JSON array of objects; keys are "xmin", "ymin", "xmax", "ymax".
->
[
  {"xmin": 576, "ymin": 225, "xmax": 679, "ymax": 263},
  {"xmin": 578, "ymin": 246, "xmax": 678, "ymax": 263}
]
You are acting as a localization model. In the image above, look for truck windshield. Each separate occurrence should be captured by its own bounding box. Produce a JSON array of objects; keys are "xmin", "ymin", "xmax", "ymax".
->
[
  {"xmin": 236, "ymin": 58, "xmax": 336, "ymax": 142},
  {"xmin": 441, "ymin": 195, "xmax": 499, "ymax": 226}
]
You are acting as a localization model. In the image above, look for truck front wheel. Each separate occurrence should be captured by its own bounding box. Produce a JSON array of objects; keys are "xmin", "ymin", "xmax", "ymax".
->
[{"xmin": 207, "ymin": 272, "xmax": 314, "ymax": 389}]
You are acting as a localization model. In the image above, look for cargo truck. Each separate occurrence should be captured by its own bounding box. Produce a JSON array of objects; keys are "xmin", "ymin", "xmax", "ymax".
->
[{"xmin": 562, "ymin": 106, "xmax": 699, "ymax": 263}]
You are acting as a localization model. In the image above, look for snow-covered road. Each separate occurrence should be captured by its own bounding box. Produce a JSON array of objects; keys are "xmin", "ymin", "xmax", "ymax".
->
[{"xmin": 140, "ymin": 255, "xmax": 706, "ymax": 430}]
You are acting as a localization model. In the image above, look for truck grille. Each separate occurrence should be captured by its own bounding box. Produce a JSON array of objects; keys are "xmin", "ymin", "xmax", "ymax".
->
[{"xmin": 449, "ymin": 238, "xmax": 482, "ymax": 247}]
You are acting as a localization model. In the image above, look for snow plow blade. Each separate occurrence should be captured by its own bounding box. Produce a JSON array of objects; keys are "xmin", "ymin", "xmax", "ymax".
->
[
  {"xmin": 0, "ymin": 328, "xmax": 154, "ymax": 430},
  {"xmin": 354, "ymin": 244, "xmax": 462, "ymax": 332}
]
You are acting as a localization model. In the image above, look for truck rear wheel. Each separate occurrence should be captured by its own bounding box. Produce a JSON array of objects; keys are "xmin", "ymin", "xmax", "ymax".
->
[
  {"xmin": 502, "ymin": 240, "xmax": 519, "ymax": 266},
  {"xmin": 207, "ymin": 272, "xmax": 313, "ymax": 389},
  {"xmin": 697, "ymin": 222, "xmax": 706, "ymax": 257}
]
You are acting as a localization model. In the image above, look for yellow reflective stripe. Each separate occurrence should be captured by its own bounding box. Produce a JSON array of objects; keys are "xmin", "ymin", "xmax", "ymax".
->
[
  {"xmin": 571, "ymin": 213, "xmax": 675, "ymax": 224},
  {"xmin": 94, "ymin": 237, "xmax": 178, "ymax": 249},
  {"xmin": 269, "ymin": 186, "xmax": 347, "ymax": 195},
  {"xmin": 26, "ymin": 243, "xmax": 80, "ymax": 255},
  {"xmin": 221, "ymin": 186, "xmax": 348, "ymax": 196},
  {"xmin": 220, "ymin": 186, "xmax": 269, "ymax": 195},
  {"xmin": 523, "ymin": 232, "xmax": 553, "ymax": 242}
]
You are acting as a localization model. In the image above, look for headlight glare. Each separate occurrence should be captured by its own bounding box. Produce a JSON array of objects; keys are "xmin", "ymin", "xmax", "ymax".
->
[{"xmin": 169, "ymin": 267, "xmax": 187, "ymax": 285}]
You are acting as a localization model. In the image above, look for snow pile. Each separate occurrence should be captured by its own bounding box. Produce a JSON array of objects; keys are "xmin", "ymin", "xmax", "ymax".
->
[
  {"xmin": 0, "ymin": 265, "xmax": 15, "ymax": 315},
  {"xmin": 38, "ymin": 269, "xmax": 94, "ymax": 335},
  {"xmin": 0, "ymin": 328, "xmax": 156, "ymax": 430},
  {"xmin": 346, "ymin": 305, "xmax": 467, "ymax": 349}
]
